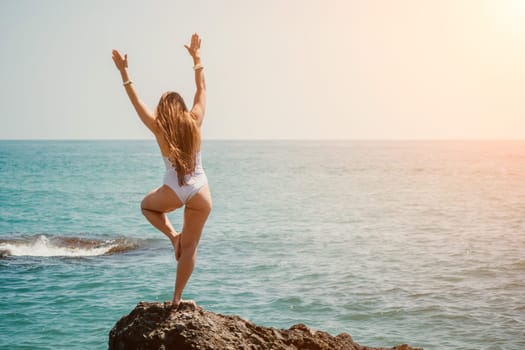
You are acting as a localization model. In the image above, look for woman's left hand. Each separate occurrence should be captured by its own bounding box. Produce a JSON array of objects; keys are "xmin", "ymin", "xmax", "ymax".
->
[{"xmin": 112, "ymin": 49, "xmax": 128, "ymax": 71}]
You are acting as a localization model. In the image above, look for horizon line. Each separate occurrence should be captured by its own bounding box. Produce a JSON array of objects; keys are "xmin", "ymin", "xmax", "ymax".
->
[{"xmin": 1, "ymin": 138, "xmax": 524, "ymax": 142}]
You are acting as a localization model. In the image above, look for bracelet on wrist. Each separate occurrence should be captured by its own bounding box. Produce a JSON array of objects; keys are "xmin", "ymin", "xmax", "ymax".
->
[
  {"xmin": 193, "ymin": 63, "xmax": 203, "ymax": 71},
  {"xmin": 123, "ymin": 80, "xmax": 133, "ymax": 86}
]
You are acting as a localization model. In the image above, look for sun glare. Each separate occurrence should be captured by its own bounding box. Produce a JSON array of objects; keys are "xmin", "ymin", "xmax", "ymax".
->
[{"xmin": 496, "ymin": 0, "xmax": 525, "ymax": 35}]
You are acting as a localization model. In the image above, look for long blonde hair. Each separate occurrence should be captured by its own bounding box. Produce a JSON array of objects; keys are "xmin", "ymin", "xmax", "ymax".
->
[{"xmin": 156, "ymin": 91, "xmax": 201, "ymax": 186}]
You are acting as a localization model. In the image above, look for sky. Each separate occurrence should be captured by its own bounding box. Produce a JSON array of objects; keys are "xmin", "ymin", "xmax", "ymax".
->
[{"xmin": 1, "ymin": 0, "xmax": 524, "ymax": 140}]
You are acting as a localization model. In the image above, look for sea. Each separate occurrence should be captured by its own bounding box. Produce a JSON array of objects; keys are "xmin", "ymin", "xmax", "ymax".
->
[{"xmin": 0, "ymin": 140, "xmax": 524, "ymax": 350}]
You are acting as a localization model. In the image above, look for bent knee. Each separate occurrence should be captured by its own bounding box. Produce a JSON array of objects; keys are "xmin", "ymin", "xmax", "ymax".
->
[
  {"xmin": 140, "ymin": 196, "xmax": 149, "ymax": 211},
  {"xmin": 140, "ymin": 196, "xmax": 158, "ymax": 214},
  {"xmin": 140, "ymin": 205, "xmax": 151, "ymax": 218},
  {"xmin": 140, "ymin": 206, "xmax": 150, "ymax": 216}
]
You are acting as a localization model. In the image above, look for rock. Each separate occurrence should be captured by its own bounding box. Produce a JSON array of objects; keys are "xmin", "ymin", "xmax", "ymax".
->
[{"xmin": 109, "ymin": 301, "xmax": 423, "ymax": 350}]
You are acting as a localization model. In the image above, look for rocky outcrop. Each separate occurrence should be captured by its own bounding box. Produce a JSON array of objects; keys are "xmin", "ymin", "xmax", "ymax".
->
[{"xmin": 109, "ymin": 301, "xmax": 422, "ymax": 350}]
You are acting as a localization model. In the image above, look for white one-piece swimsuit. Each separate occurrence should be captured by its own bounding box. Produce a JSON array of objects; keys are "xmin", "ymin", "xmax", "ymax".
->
[{"xmin": 162, "ymin": 151, "xmax": 208, "ymax": 204}]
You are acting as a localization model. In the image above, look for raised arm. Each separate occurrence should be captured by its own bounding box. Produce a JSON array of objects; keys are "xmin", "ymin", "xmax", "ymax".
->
[
  {"xmin": 112, "ymin": 50, "xmax": 157, "ymax": 133},
  {"xmin": 184, "ymin": 33, "xmax": 206, "ymax": 127}
]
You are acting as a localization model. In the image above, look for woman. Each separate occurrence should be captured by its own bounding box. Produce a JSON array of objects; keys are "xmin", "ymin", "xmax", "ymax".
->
[{"xmin": 112, "ymin": 33, "xmax": 212, "ymax": 307}]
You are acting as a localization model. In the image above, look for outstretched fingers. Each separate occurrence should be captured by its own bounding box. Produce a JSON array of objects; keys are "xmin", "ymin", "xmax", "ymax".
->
[
  {"xmin": 111, "ymin": 49, "xmax": 128, "ymax": 70},
  {"xmin": 112, "ymin": 49, "xmax": 121, "ymax": 60},
  {"xmin": 193, "ymin": 33, "xmax": 201, "ymax": 49},
  {"xmin": 185, "ymin": 33, "xmax": 201, "ymax": 54},
  {"xmin": 193, "ymin": 33, "xmax": 199, "ymax": 48}
]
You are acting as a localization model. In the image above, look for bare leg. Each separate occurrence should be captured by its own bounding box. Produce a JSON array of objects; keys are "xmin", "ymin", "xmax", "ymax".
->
[
  {"xmin": 173, "ymin": 234, "xmax": 198, "ymax": 304},
  {"xmin": 141, "ymin": 186, "xmax": 184, "ymax": 259},
  {"xmin": 173, "ymin": 186, "xmax": 212, "ymax": 306},
  {"xmin": 142, "ymin": 208, "xmax": 181, "ymax": 257}
]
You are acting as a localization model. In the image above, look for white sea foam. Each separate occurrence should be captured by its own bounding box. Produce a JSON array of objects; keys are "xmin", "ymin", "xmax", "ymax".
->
[{"xmin": 0, "ymin": 235, "xmax": 132, "ymax": 257}]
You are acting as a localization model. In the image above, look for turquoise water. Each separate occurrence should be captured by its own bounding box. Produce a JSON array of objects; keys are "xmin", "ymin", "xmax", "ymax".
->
[{"xmin": 1, "ymin": 140, "xmax": 524, "ymax": 349}]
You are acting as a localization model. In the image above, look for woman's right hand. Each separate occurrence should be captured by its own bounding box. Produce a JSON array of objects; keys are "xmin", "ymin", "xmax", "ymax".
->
[
  {"xmin": 184, "ymin": 33, "xmax": 201, "ymax": 61},
  {"xmin": 112, "ymin": 49, "xmax": 128, "ymax": 71}
]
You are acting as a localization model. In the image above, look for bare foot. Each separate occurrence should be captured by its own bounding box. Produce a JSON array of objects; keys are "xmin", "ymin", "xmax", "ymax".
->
[
  {"xmin": 172, "ymin": 293, "xmax": 182, "ymax": 309},
  {"xmin": 171, "ymin": 233, "xmax": 182, "ymax": 261},
  {"xmin": 171, "ymin": 296, "xmax": 196, "ymax": 310},
  {"xmin": 176, "ymin": 233, "xmax": 182, "ymax": 261}
]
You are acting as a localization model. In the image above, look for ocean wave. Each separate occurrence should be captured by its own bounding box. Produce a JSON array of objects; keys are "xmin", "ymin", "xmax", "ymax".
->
[{"xmin": 0, "ymin": 234, "xmax": 139, "ymax": 258}]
